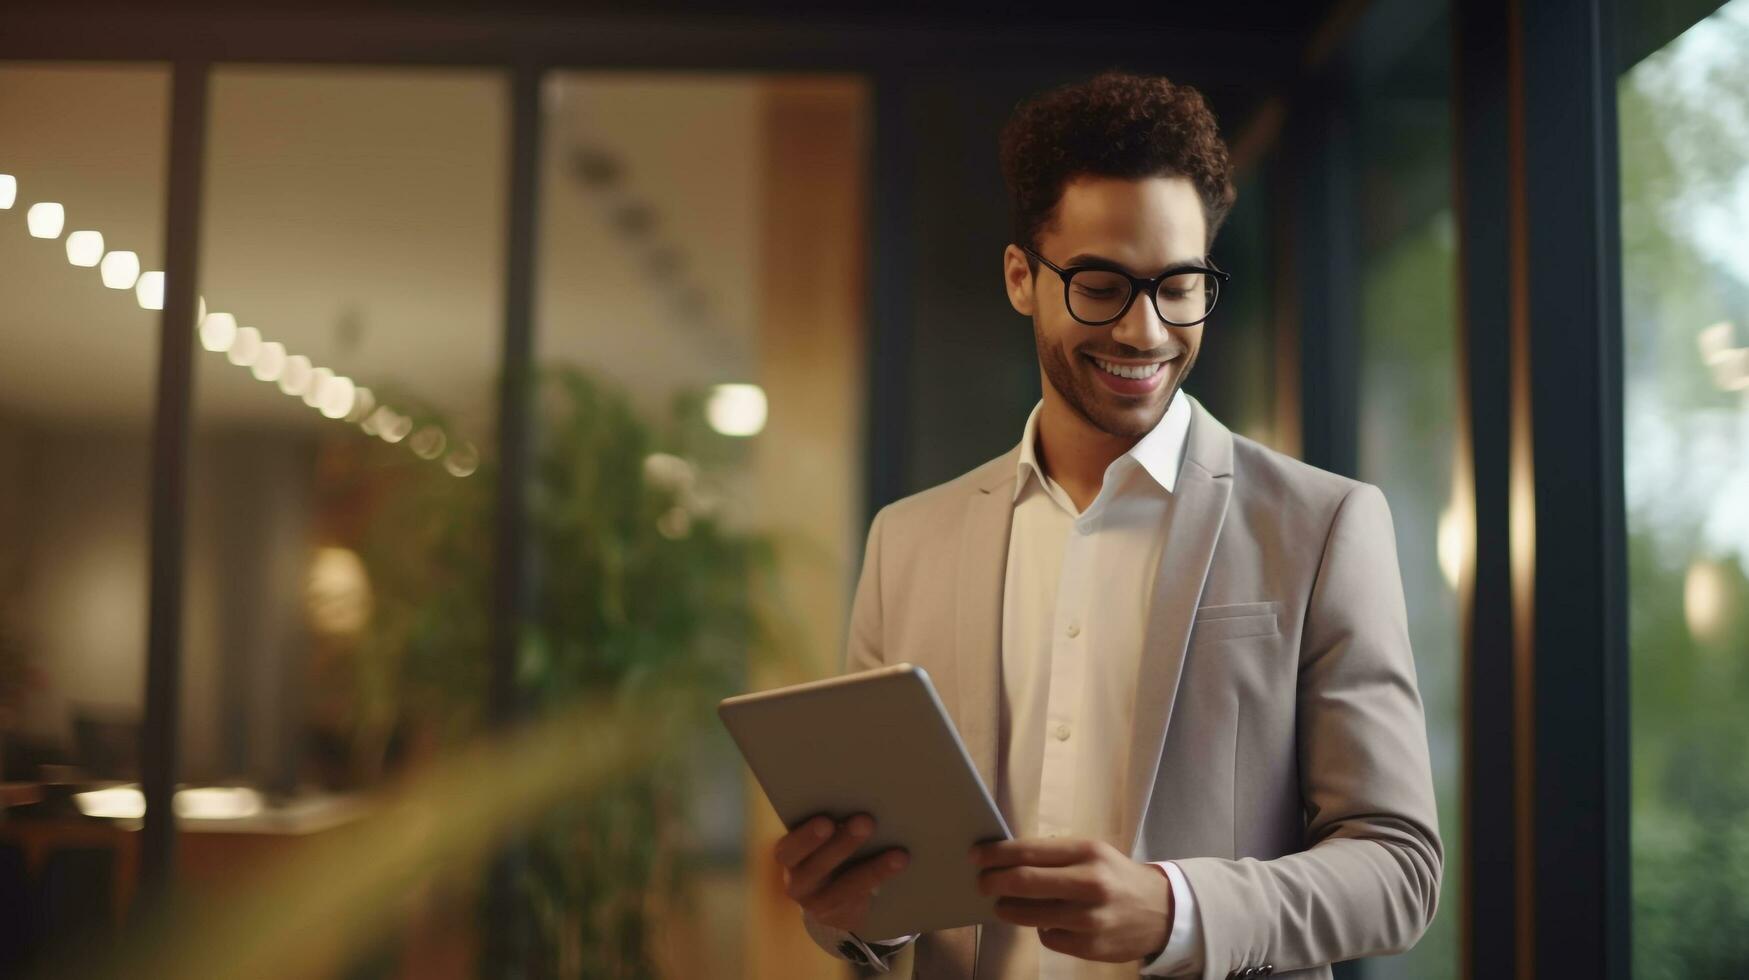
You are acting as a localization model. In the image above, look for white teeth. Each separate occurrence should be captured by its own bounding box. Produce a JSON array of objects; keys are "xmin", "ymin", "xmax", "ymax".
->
[{"xmin": 1092, "ymin": 357, "xmax": 1164, "ymax": 380}]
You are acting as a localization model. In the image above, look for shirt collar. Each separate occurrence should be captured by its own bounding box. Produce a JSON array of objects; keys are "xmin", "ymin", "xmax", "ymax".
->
[{"xmin": 1013, "ymin": 390, "xmax": 1194, "ymax": 503}]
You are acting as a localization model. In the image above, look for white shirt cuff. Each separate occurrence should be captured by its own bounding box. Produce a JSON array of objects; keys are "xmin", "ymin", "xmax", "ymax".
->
[
  {"xmin": 801, "ymin": 912, "xmax": 914, "ymax": 973},
  {"xmin": 1142, "ymin": 861, "xmax": 1204, "ymax": 976}
]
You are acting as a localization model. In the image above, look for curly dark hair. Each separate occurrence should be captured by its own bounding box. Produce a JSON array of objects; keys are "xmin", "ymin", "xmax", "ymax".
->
[{"xmin": 999, "ymin": 70, "xmax": 1236, "ymax": 253}]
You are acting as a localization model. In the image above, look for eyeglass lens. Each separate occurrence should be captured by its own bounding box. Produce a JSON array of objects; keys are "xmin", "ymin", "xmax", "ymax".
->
[{"xmin": 1066, "ymin": 268, "xmax": 1218, "ymax": 325}]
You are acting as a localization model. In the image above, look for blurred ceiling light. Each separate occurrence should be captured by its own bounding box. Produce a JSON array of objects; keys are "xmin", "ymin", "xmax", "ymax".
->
[
  {"xmin": 1684, "ymin": 559, "xmax": 1734, "ymax": 644},
  {"xmin": 252, "ymin": 341, "xmax": 287, "ymax": 382},
  {"xmin": 319, "ymin": 376, "xmax": 357, "ymax": 420},
  {"xmin": 706, "ymin": 383, "xmax": 767, "ymax": 437},
  {"xmin": 26, "ymin": 202, "xmax": 64, "ymax": 238},
  {"xmin": 65, "ymin": 230, "xmax": 104, "ymax": 267},
  {"xmin": 135, "ymin": 270, "xmax": 165, "ymax": 310},
  {"xmin": 345, "ymin": 386, "xmax": 376, "ymax": 424},
  {"xmin": 227, "ymin": 326, "xmax": 263, "ymax": 367},
  {"xmin": 409, "ymin": 425, "xmax": 447, "ymax": 460},
  {"xmin": 0, "ymin": 174, "xmax": 15, "ymax": 209},
  {"xmin": 280, "ymin": 354, "xmax": 313, "ymax": 396},
  {"xmin": 200, "ymin": 311, "xmax": 238, "ymax": 353},
  {"xmin": 73, "ymin": 785, "xmax": 146, "ymax": 820},
  {"xmin": 174, "ymin": 786, "xmax": 263, "ymax": 821},
  {"xmin": 444, "ymin": 442, "xmax": 480, "ymax": 478},
  {"xmin": 303, "ymin": 367, "xmax": 334, "ymax": 409},
  {"xmin": 100, "ymin": 250, "xmax": 140, "ymax": 289},
  {"xmin": 381, "ymin": 412, "xmax": 413, "ymax": 444}
]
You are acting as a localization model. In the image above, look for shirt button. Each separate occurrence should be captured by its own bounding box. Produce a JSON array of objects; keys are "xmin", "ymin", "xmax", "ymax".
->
[
  {"xmin": 1066, "ymin": 622, "xmax": 1081, "ymax": 638},
  {"xmin": 1053, "ymin": 723, "xmax": 1072, "ymax": 741}
]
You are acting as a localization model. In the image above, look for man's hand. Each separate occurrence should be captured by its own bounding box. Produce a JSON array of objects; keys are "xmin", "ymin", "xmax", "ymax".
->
[
  {"xmin": 972, "ymin": 837, "xmax": 1174, "ymax": 963},
  {"xmin": 773, "ymin": 814, "xmax": 911, "ymax": 933}
]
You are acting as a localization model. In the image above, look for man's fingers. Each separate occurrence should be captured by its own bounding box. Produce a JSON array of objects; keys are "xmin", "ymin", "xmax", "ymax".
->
[
  {"xmin": 1038, "ymin": 927, "xmax": 1097, "ymax": 959},
  {"xmin": 978, "ymin": 865, "xmax": 1102, "ymax": 902},
  {"xmin": 992, "ymin": 897, "xmax": 1097, "ymax": 932},
  {"xmin": 807, "ymin": 847, "xmax": 910, "ymax": 912},
  {"xmin": 787, "ymin": 815, "xmax": 876, "ymax": 900},
  {"xmin": 774, "ymin": 816, "xmax": 837, "ymax": 870},
  {"xmin": 971, "ymin": 836, "xmax": 1100, "ymax": 870}
]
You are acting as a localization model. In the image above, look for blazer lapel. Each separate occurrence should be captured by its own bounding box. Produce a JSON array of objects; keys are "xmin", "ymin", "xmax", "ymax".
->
[
  {"xmin": 1122, "ymin": 398, "xmax": 1235, "ymax": 853},
  {"xmin": 953, "ymin": 455, "xmax": 1017, "ymax": 795}
]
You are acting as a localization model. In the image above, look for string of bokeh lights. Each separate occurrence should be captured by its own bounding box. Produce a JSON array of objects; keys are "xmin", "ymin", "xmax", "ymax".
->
[{"xmin": 0, "ymin": 172, "xmax": 480, "ymax": 479}]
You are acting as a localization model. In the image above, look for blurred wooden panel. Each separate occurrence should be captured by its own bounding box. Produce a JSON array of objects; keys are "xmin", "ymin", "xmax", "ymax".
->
[{"xmin": 746, "ymin": 75, "xmax": 870, "ymax": 980}]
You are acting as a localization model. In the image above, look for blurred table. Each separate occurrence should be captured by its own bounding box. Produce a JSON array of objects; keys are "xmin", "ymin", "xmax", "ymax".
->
[{"xmin": 0, "ymin": 788, "xmax": 368, "ymax": 922}]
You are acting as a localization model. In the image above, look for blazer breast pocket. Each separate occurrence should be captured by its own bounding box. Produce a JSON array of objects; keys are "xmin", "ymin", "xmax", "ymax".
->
[{"xmin": 1191, "ymin": 601, "xmax": 1282, "ymax": 642}]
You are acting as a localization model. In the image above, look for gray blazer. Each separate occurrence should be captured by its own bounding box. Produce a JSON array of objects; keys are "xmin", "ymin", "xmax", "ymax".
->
[{"xmin": 837, "ymin": 397, "xmax": 1442, "ymax": 980}]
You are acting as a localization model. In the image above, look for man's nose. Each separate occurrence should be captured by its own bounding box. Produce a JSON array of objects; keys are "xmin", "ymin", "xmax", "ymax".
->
[{"xmin": 1108, "ymin": 289, "xmax": 1170, "ymax": 352}]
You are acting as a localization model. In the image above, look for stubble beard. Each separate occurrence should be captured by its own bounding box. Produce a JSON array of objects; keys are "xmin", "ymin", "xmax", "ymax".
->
[{"xmin": 1033, "ymin": 317, "xmax": 1196, "ymax": 440}]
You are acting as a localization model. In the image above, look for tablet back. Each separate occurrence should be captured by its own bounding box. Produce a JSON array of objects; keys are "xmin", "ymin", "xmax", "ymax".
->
[{"xmin": 718, "ymin": 662, "xmax": 1012, "ymax": 938}]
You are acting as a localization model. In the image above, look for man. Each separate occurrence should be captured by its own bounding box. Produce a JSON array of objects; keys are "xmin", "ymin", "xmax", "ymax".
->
[{"xmin": 772, "ymin": 71, "xmax": 1442, "ymax": 980}]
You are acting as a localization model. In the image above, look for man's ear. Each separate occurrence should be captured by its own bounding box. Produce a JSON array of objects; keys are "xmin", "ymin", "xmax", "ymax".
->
[{"xmin": 1003, "ymin": 244, "xmax": 1036, "ymax": 317}]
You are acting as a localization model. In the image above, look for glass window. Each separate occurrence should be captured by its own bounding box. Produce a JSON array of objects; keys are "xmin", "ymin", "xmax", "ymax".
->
[
  {"xmin": 1619, "ymin": 1, "xmax": 1749, "ymax": 974},
  {"xmin": 186, "ymin": 65, "xmax": 506, "ymax": 972},
  {"xmin": 0, "ymin": 63, "xmax": 169, "ymax": 954},
  {"xmin": 1347, "ymin": 7, "xmax": 1463, "ymax": 978},
  {"xmin": 1196, "ymin": 162, "xmax": 1287, "ymax": 451},
  {"xmin": 532, "ymin": 73, "xmax": 869, "ymax": 977}
]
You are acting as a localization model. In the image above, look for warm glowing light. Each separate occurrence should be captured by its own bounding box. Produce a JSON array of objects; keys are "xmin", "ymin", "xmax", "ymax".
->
[
  {"xmin": 280, "ymin": 355, "xmax": 313, "ymax": 396},
  {"xmin": 175, "ymin": 786, "xmax": 263, "ymax": 821},
  {"xmin": 706, "ymin": 383, "xmax": 767, "ymax": 437},
  {"xmin": 100, "ymin": 250, "xmax": 141, "ymax": 289},
  {"xmin": 65, "ymin": 230, "xmax": 104, "ymax": 267},
  {"xmin": 303, "ymin": 368, "xmax": 334, "ymax": 409},
  {"xmin": 642, "ymin": 452, "xmax": 696, "ymax": 492},
  {"xmin": 1684, "ymin": 560, "xmax": 1735, "ymax": 644},
  {"xmin": 409, "ymin": 425, "xmax": 447, "ymax": 460},
  {"xmin": 252, "ymin": 342, "xmax": 287, "ymax": 382},
  {"xmin": 73, "ymin": 785, "xmax": 146, "ymax": 819},
  {"xmin": 135, "ymin": 270, "xmax": 165, "ymax": 310},
  {"xmin": 0, "ymin": 174, "xmax": 15, "ymax": 209},
  {"xmin": 26, "ymin": 202, "xmax": 64, "ymax": 238},
  {"xmin": 227, "ymin": 327, "xmax": 263, "ymax": 367},
  {"xmin": 1698, "ymin": 321, "xmax": 1736, "ymax": 362},
  {"xmin": 346, "ymin": 387, "xmax": 376, "ymax": 424},
  {"xmin": 200, "ymin": 312, "xmax": 238, "ymax": 353},
  {"xmin": 319, "ymin": 376, "xmax": 357, "ymax": 420},
  {"xmin": 306, "ymin": 547, "xmax": 374, "ymax": 636},
  {"xmin": 444, "ymin": 442, "xmax": 480, "ymax": 478},
  {"xmin": 381, "ymin": 412, "xmax": 413, "ymax": 444}
]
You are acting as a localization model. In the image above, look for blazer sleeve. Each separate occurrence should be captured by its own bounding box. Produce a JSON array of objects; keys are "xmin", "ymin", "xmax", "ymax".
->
[
  {"xmin": 1173, "ymin": 483, "xmax": 1444, "ymax": 980},
  {"xmin": 845, "ymin": 504, "xmax": 888, "ymax": 673}
]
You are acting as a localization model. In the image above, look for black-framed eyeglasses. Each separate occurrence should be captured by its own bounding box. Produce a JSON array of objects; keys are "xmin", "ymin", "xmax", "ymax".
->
[{"xmin": 1020, "ymin": 244, "xmax": 1230, "ymax": 327}]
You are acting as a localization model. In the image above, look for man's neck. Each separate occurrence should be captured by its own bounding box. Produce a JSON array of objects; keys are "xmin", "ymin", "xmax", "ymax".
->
[{"xmin": 1034, "ymin": 391, "xmax": 1140, "ymax": 513}]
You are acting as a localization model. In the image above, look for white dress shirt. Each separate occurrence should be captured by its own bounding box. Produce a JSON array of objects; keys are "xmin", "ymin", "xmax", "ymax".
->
[
  {"xmin": 807, "ymin": 393, "xmax": 1204, "ymax": 976},
  {"xmin": 985, "ymin": 392, "xmax": 1203, "ymax": 980}
]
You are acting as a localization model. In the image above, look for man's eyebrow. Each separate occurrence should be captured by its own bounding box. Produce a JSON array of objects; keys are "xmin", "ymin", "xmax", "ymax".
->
[{"xmin": 1063, "ymin": 252, "xmax": 1212, "ymax": 273}]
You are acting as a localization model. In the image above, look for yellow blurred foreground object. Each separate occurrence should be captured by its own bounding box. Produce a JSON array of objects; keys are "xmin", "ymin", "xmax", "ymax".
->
[{"xmin": 58, "ymin": 694, "xmax": 674, "ymax": 980}]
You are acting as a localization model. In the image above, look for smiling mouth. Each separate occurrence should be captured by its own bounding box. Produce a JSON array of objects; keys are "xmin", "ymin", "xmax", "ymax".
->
[{"xmin": 1085, "ymin": 354, "xmax": 1172, "ymax": 380}]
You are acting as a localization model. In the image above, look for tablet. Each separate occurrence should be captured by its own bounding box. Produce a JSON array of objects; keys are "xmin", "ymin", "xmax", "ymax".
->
[{"xmin": 718, "ymin": 662, "xmax": 1012, "ymax": 938}]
